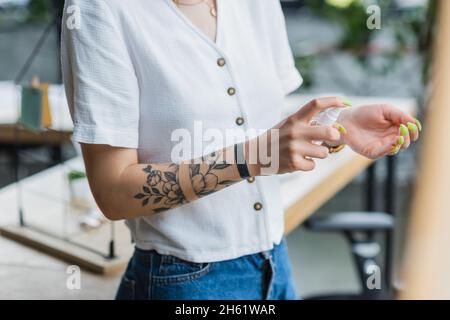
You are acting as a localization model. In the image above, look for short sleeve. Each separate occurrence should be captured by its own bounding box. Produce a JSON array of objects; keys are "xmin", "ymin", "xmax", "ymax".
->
[
  {"xmin": 61, "ymin": 0, "xmax": 139, "ymax": 148},
  {"xmin": 265, "ymin": 0, "xmax": 303, "ymax": 95}
]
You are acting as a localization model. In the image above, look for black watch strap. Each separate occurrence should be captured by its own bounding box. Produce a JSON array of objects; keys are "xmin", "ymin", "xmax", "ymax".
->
[{"xmin": 235, "ymin": 143, "xmax": 251, "ymax": 179}]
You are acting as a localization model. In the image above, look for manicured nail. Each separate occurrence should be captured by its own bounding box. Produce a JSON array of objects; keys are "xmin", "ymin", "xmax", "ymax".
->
[
  {"xmin": 397, "ymin": 136, "xmax": 405, "ymax": 146},
  {"xmin": 399, "ymin": 124, "xmax": 408, "ymax": 137},
  {"xmin": 343, "ymin": 98, "xmax": 352, "ymax": 107},
  {"xmin": 414, "ymin": 118, "xmax": 422, "ymax": 132},
  {"xmin": 407, "ymin": 122, "xmax": 418, "ymax": 133},
  {"xmin": 334, "ymin": 122, "xmax": 347, "ymax": 135},
  {"xmin": 389, "ymin": 145, "xmax": 401, "ymax": 156}
]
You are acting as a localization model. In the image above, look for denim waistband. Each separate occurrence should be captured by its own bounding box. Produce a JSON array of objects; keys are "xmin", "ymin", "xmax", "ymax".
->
[{"xmin": 133, "ymin": 240, "xmax": 285, "ymax": 265}]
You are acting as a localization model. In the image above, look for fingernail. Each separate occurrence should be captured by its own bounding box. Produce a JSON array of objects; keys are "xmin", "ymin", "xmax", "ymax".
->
[
  {"xmin": 389, "ymin": 145, "xmax": 401, "ymax": 156},
  {"xmin": 414, "ymin": 118, "xmax": 422, "ymax": 132},
  {"xmin": 397, "ymin": 136, "xmax": 405, "ymax": 146},
  {"xmin": 407, "ymin": 122, "xmax": 418, "ymax": 133},
  {"xmin": 334, "ymin": 122, "xmax": 347, "ymax": 135},
  {"xmin": 343, "ymin": 98, "xmax": 352, "ymax": 107},
  {"xmin": 399, "ymin": 124, "xmax": 408, "ymax": 137}
]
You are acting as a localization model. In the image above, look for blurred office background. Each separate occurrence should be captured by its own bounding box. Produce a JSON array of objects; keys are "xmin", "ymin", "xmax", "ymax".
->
[{"xmin": 0, "ymin": 0, "xmax": 433, "ymax": 298}]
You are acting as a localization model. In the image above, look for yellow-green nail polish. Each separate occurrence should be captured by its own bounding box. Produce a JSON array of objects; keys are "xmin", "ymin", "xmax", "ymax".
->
[
  {"xmin": 407, "ymin": 122, "xmax": 418, "ymax": 133},
  {"xmin": 414, "ymin": 118, "xmax": 422, "ymax": 131},
  {"xmin": 343, "ymin": 98, "xmax": 352, "ymax": 107},
  {"xmin": 397, "ymin": 136, "xmax": 405, "ymax": 146},
  {"xmin": 389, "ymin": 145, "xmax": 401, "ymax": 156},
  {"xmin": 335, "ymin": 123, "xmax": 347, "ymax": 135},
  {"xmin": 399, "ymin": 124, "xmax": 408, "ymax": 137}
]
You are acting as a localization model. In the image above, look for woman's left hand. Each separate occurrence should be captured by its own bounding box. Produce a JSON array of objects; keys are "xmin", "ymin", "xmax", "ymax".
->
[{"xmin": 336, "ymin": 104, "xmax": 421, "ymax": 159}]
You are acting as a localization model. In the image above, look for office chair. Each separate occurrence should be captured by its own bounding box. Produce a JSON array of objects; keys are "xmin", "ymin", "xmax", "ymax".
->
[{"xmin": 304, "ymin": 211, "xmax": 394, "ymax": 300}]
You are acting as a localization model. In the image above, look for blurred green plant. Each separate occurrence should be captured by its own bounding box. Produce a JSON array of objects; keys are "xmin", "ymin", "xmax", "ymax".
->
[
  {"xmin": 295, "ymin": 55, "xmax": 315, "ymax": 88},
  {"xmin": 308, "ymin": 0, "xmax": 371, "ymax": 50},
  {"xmin": 26, "ymin": 0, "xmax": 52, "ymax": 23},
  {"xmin": 298, "ymin": 0, "xmax": 435, "ymax": 89},
  {"xmin": 68, "ymin": 170, "xmax": 87, "ymax": 182},
  {"xmin": 0, "ymin": 0, "xmax": 51, "ymax": 26}
]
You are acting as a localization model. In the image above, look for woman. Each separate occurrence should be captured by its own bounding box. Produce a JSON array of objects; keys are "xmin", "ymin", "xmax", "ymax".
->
[{"xmin": 61, "ymin": 0, "xmax": 420, "ymax": 300}]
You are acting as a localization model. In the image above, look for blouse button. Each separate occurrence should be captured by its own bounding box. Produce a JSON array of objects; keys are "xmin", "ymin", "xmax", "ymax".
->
[
  {"xmin": 217, "ymin": 58, "xmax": 226, "ymax": 67},
  {"xmin": 227, "ymin": 87, "xmax": 236, "ymax": 96},
  {"xmin": 254, "ymin": 202, "xmax": 263, "ymax": 211},
  {"xmin": 235, "ymin": 117, "xmax": 245, "ymax": 126},
  {"xmin": 247, "ymin": 177, "xmax": 255, "ymax": 183}
]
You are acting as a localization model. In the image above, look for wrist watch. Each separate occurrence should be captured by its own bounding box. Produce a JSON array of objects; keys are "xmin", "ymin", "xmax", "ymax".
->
[{"xmin": 234, "ymin": 143, "xmax": 251, "ymax": 178}]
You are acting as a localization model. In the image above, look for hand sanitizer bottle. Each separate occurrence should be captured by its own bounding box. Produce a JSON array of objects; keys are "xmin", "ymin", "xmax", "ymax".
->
[
  {"xmin": 310, "ymin": 107, "xmax": 344, "ymax": 145},
  {"xmin": 312, "ymin": 108, "xmax": 342, "ymax": 126}
]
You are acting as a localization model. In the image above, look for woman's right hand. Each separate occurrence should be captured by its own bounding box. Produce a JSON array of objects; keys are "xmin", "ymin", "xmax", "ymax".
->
[{"xmin": 247, "ymin": 97, "xmax": 347, "ymax": 176}]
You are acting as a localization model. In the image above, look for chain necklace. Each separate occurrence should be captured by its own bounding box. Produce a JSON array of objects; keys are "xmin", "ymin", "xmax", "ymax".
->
[{"xmin": 173, "ymin": 0, "xmax": 217, "ymax": 18}]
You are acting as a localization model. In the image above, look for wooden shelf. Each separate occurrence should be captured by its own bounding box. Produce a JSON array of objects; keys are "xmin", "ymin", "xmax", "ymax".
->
[{"xmin": 0, "ymin": 124, "xmax": 72, "ymax": 145}]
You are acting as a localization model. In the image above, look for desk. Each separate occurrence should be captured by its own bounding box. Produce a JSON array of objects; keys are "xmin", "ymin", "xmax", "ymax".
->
[{"xmin": 0, "ymin": 94, "xmax": 417, "ymax": 274}]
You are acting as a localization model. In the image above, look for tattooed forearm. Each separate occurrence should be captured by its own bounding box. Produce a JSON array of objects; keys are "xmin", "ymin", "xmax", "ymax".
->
[
  {"xmin": 134, "ymin": 163, "xmax": 185, "ymax": 213},
  {"xmin": 134, "ymin": 151, "xmax": 239, "ymax": 213}
]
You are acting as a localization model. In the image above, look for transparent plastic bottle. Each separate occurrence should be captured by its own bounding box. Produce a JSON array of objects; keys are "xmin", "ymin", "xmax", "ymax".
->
[{"xmin": 310, "ymin": 108, "xmax": 343, "ymax": 144}]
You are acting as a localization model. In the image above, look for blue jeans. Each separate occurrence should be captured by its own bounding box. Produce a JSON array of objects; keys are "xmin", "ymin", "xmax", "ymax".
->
[{"xmin": 115, "ymin": 238, "xmax": 298, "ymax": 300}]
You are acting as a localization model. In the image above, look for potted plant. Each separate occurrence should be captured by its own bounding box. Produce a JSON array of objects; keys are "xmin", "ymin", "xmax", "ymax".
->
[{"xmin": 67, "ymin": 169, "xmax": 93, "ymax": 209}]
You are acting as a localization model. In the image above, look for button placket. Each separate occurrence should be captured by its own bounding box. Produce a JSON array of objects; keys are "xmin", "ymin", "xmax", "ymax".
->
[
  {"xmin": 214, "ymin": 54, "xmax": 265, "ymax": 218},
  {"xmin": 216, "ymin": 57, "xmax": 244, "ymax": 128}
]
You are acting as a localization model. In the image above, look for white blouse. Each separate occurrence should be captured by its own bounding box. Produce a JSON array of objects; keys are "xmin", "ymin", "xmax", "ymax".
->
[{"xmin": 61, "ymin": 0, "xmax": 302, "ymax": 262}]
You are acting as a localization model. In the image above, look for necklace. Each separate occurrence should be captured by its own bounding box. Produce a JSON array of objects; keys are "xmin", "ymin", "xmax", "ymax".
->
[
  {"xmin": 204, "ymin": 0, "xmax": 217, "ymax": 18},
  {"xmin": 174, "ymin": 0, "xmax": 217, "ymax": 18}
]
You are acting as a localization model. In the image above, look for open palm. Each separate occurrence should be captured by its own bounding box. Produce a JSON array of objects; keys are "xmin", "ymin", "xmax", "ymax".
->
[{"xmin": 339, "ymin": 104, "xmax": 420, "ymax": 159}]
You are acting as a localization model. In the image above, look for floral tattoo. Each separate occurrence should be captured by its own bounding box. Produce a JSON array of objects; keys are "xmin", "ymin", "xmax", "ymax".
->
[{"xmin": 134, "ymin": 151, "xmax": 236, "ymax": 213}]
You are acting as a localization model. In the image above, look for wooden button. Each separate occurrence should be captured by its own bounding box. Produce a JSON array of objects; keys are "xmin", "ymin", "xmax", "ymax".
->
[
  {"xmin": 247, "ymin": 177, "xmax": 255, "ymax": 183},
  {"xmin": 254, "ymin": 202, "xmax": 263, "ymax": 211},
  {"xmin": 235, "ymin": 117, "xmax": 245, "ymax": 126},
  {"xmin": 227, "ymin": 87, "xmax": 236, "ymax": 96},
  {"xmin": 217, "ymin": 58, "xmax": 226, "ymax": 67}
]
